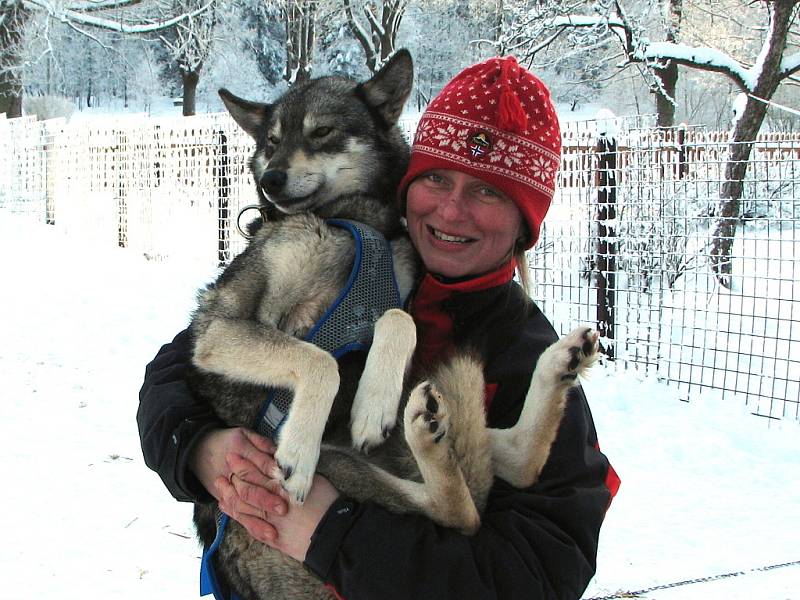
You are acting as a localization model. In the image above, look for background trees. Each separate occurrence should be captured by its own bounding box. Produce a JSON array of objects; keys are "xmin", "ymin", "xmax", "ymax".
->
[
  {"xmin": 0, "ymin": 0, "xmax": 216, "ymax": 117},
  {"xmin": 4, "ymin": 0, "xmax": 798, "ymax": 138}
]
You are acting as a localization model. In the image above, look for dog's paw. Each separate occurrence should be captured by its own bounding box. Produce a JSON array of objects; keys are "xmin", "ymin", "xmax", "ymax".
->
[
  {"xmin": 350, "ymin": 395, "xmax": 397, "ymax": 454},
  {"xmin": 272, "ymin": 436, "xmax": 319, "ymax": 505},
  {"xmin": 404, "ymin": 381, "xmax": 450, "ymax": 455},
  {"xmin": 539, "ymin": 327, "xmax": 599, "ymax": 387}
]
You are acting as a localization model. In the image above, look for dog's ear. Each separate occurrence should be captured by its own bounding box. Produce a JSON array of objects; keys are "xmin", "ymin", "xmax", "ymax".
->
[
  {"xmin": 219, "ymin": 88, "xmax": 271, "ymax": 140},
  {"xmin": 358, "ymin": 49, "xmax": 413, "ymax": 127}
]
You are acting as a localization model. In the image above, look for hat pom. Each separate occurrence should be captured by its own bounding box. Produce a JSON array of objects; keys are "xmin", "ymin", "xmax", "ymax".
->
[{"xmin": 497, "ymin": 57, "xmax": 528, "ymax": 133}]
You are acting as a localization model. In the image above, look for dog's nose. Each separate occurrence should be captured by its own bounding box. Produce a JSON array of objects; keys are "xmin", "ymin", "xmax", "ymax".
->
[{"xmin": 261, "ymin": 170, "xmax": 287, "ymax": 194}]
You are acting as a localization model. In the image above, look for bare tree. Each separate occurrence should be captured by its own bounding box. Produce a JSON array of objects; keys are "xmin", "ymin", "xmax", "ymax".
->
[
  {"xmin": 0, "ymin": 0, "xmax": 28, "ymax": 116},
  {"xmin": 0, "ymin": 0, "xmax": 214, "ymax": 117},
  {"xmin": 502, "ymin": 0, "xmax": 800, "ymax": 288},
  {"xmin": 653, "ymin": 0, "xmax": 683, "ymax": 127},
  {"xmin": 284, "ymin": 0, "xmax": 316, "ymax": 83},
  {"xmin": 159, "ymin": 0, "xmax": 217, "ymax": 115},
  {"xmin": 490, "ymin": 0, "xmax": 686, "ymax": 126},
  {"xmin": 342, "ymin": 0, "xmax": 406, "ymax": 72}
]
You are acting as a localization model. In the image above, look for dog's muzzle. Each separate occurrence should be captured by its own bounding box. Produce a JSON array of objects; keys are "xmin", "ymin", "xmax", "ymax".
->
[{"xmin": 260, "ymin": 169, "xmax": 287, "ymax": 194}]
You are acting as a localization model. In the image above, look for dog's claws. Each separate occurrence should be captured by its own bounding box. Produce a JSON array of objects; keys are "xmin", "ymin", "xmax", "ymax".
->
[
  {"xmin": 281, "ymin": 481, "xmax": 304, "ymax": 504},
  {"xmin": 425, "ymin": 393, "xmax": 438, "ymax": 414}
]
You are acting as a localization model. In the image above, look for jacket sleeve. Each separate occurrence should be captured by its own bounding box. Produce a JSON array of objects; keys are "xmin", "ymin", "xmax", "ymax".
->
[
  {"xmin": 137, "ymin": 328, "xmax": 225, "ymax": 503},
  {"xmin": 303, "ymin": 385, "xmax": 616, "ymax": 600}
]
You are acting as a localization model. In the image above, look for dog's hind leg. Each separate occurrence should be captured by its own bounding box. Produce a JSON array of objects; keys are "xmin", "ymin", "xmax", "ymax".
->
[
  {"xmin": 490, "ymin": 327, "xmax": 599, "ymax": 489},
  {"xmin": 350, "ymin": 309, "xmax": 416, "ymax": 452},
  {"xmin": 193, "ymin": 317, "xmax": 340, "ymax": 504},
  {"xmin": 364, "ymin": 367, "xmax": 490, "ymax": 535}
]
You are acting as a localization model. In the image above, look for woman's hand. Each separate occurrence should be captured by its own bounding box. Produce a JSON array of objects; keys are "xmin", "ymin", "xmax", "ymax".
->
[
  {"xmin": 265, "ymin": 473, "xmax": 340, "ymax": 562},
  {"xmin": 190, "ymin": 427, "xmax": 288, "ymax": 544}
]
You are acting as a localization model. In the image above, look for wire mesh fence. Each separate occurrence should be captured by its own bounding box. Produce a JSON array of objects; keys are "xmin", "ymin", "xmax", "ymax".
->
[
  {"xmin": 2, "ymin": 111, "xmax": 798, "ymax": 422},
  {"xmin": 535, "ymin": 119, "xmax": 800, "ymax": 422}
]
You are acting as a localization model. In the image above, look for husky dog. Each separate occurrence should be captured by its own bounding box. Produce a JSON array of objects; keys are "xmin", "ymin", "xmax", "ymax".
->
[{"xmin": 189, "ymin": 50, "xmax": 599, "ymax": 600}]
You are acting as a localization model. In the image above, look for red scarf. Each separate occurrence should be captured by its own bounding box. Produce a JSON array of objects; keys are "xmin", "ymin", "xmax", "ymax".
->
[{"xmin": 409, "ymin": 261, "xmax": 516, "ymax": 410}]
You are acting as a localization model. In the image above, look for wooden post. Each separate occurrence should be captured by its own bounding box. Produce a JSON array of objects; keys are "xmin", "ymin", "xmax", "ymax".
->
[
  {"xmin": 116, "ymin": 128, "xmax": 127, "ymax": 248},
  {"xmin": 677, "ymin": 123, "xmax": 688, "ymax": 180},
  {"xmin": 595, "ymin": 130, "xmax": 618, "ymax": 359},
  {"xmin": 217, "ymin": 129, "xmax": 230, "ymax": 266}
]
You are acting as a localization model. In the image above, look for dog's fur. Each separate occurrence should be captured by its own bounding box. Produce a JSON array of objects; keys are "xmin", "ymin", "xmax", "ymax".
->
[{"xmin": 189, "ymin": 51, "xmax": 599, "ymax": 600}]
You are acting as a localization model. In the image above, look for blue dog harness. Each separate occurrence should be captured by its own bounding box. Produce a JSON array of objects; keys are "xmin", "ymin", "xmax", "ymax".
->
[{"xmin": 200, "ymin": 219, "xmax": 404, "ymax": 599}]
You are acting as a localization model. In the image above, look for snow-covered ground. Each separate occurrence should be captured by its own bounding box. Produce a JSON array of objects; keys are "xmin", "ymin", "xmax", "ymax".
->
[{"xmin": 1, "ymin": 215, "xmax": 798, "ymax": 599}]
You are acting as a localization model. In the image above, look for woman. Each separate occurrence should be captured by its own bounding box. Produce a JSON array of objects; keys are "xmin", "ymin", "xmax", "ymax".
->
[{"xmin": 138, "ymin": 56, "xmax": 619, "ymax": 599}]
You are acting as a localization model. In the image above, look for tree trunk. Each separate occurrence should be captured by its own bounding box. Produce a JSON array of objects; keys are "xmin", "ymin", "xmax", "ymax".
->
[
  {"xmin": 709, "ymin": 97, "xmax": 768, "ymax": 288},
  {"xmin": 653, "ymin": 0, "xmax": 682, "ymax": 128},
  {"xmin": 709, "ymin": 0, "xmax": 793, "ymax": 288},
  {"xmin": 344, "ymin": 0, "xmax": 406, "ymax": 73},
  {"xmin": 285, "ymin": 0, "xmax": 315, "ymax": 84},
  {"xmin": 653, "ymin": 60, "xmax": 678, "ymax": 127},
  {"xmin": 182, "ymin": 69, "xmax": 199, "ymax": 116},
  {"xmin": 0, "ymin": 1, "xmax": 29, "ymax": 118}
]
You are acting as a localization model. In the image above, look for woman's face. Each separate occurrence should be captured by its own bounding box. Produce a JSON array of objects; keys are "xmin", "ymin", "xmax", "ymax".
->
[{"xmin": 406, "ymin": 170, "xmax": 522, "ymax": 279}]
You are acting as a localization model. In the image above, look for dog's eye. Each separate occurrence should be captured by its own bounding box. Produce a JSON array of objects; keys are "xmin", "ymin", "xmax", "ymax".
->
[
  {"xmin": 311, "ymin": 127, "xmax": 333, "ymax": 138},
  {"xmin": 267, "ymin": 135, "xmax": 280, "ymax": 145}
]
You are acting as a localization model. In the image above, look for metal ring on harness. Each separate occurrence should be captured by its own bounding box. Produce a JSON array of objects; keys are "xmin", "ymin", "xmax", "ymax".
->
[{"xmin": 236, "ymin": 204, "xmax": 271, "ymax": 240}]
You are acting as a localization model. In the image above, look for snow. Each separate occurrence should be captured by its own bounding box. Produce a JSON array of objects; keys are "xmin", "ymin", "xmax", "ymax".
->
[
  {"xmin": 594, "ymin": 108, "xmax": 618, "ymax": 140},
  {"xmin": 1, "ymin": 214, "xmax": 799, "ymax": 599}
]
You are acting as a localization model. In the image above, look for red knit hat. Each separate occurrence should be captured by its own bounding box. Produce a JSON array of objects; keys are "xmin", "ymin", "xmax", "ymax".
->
[{"xmin": 399, "ymin": 56, "xmax": 561, "ymax": 248}]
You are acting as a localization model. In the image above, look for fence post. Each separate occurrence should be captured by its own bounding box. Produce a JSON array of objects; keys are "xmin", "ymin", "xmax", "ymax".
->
[
  {"xmin": 43, "ymin": 121, "xmax": 56, "ymax": 225},
  {"xmin": 116, "ymin": 128, "xmax": 128, "ymax": 248},
  {"xmin": 678, "ymin": 123, "xmax": 688, "ymax": 179},
  {"xmin": 595, "ymin": 127, "xmax": 618, "ymax": 359},
  {"xmin": 217, "ymin": 129, "xmax": 231, "ymax": 266}
]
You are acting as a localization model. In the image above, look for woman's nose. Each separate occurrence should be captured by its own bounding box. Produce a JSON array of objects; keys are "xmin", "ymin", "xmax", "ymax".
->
[{"xmin": 437, "ymin": 190, "xmax": 466, "ymax": 221}]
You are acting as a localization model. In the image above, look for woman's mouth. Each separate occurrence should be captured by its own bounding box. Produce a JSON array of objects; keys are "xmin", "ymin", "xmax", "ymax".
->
[{"xmin": 428, "ymin": 225, "xmax": 474, "ymax": 244}]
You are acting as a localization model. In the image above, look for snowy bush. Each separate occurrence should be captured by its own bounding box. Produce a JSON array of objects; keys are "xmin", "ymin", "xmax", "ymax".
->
[{"xmin": 23, "ymin": 95, "xmax": 75, "ymax": 122}]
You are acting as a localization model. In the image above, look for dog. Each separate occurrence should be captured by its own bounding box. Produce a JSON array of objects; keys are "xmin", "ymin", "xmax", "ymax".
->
[{"xmin": 188, "ymin": 50, "xmax": 600, "ymax": 600}]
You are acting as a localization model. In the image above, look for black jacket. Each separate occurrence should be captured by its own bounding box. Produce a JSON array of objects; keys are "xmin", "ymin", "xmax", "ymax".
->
[{"xmin": 137, "ymin": 269, "xmax": 618, "ymax": 600}]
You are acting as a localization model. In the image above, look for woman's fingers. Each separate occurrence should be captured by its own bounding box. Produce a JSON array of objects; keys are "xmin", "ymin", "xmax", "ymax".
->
[
  {"xmin": 230, "ymin": 469, "xmax": 287, "ymax": 516},
  {"xmin": 241, "ymin": 428, "xmax": 276, "ymax": 455},
  {"xmin": 235, "ymin": 430, "xmax": 278, "ymax": 477},
  {"xmin": 217, "ymin": 477, "xmax": 279, "ymax": 544}
]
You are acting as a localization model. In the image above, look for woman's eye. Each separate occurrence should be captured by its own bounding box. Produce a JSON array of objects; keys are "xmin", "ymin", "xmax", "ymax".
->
[
  {"xmin": 312, "ymin": 127, "xmax": 333, "ymax": 138},
  {"xmin": 477, "ymin": 186, "xmax": 502, "ymax": 201},
  {"xmin": 426, "ymin": 173, "xmax": 445, "ymax": 184}
]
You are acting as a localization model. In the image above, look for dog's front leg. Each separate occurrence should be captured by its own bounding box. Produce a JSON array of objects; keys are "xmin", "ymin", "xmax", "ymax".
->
[
  {"xmin": 350, "ymin": 309, "xmax": 416, "ymax": 452},
  {"xmin": 193, "ymin": 317, "xmax": 339, "ymax": 504},
  {"xmin": 490, "ymin": 327, "xmax": 599, "ymax": 489}
]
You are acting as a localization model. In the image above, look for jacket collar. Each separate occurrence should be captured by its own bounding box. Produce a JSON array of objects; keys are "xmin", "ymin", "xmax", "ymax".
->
[{"xmin": 416, "ymin": 259, "xmax": 517, "ymax": 299}]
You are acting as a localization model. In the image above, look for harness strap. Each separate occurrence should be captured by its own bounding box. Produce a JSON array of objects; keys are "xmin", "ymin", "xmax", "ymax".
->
[
  {"xmin": 254, "ymin": 219, "xmax": 403, "ymax": 440},
  {"xmin": 200, "ymin": 219, "xmax": 403, "ymax": 599}
]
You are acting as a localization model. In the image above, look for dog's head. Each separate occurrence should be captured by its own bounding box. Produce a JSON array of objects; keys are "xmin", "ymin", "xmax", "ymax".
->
[{"xmin": 220, "ymin": 50, "xmax": 413, "ymax": 215}]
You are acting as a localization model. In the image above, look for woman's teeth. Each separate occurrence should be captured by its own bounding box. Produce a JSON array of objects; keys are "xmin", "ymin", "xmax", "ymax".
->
[{"xmin": 432, "ymin": 228, "xmax": 470, "ymax": 243}]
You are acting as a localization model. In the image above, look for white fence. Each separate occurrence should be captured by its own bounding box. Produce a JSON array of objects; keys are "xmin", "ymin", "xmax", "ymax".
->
[{"xmin": 2, "ymin": 111, "xmax": 798, "ymax": 422}]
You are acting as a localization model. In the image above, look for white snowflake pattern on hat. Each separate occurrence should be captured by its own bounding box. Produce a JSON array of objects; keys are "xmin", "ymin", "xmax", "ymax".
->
[{"xmin": 412, "ymin": 112, "xmax": 559, "ymax": 194}]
